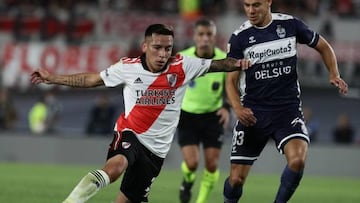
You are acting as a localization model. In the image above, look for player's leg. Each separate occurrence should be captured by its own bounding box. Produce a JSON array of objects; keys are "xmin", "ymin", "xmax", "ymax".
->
[
  {"xmin": 114, "ymin": 140, "xmax": 164, "ymax": 203},
  {"xmin": 182, "ymin": 145, "xmax": 201, "ymax": 181},
  {"xmin": 179, "ymin": 145, "xmax": 200, "ymax": 203},
  {"xmin": 224, "ymin": 118, "xmax": 268, "ymax": 203},
  {"xmin": 177, "ymin": 111, "xmax": 201, "ymax": 203},
  {"xmin": 62, "ymin": 131, "xmax": 132, "ymax": 203},
  {"xmin": 274, "ymin": 138, "xmax": 308, "ymax": 203},
  {"xmin": 195, "ymin": 147, "xmax": 221, "ymax": 203},
  {"xmin": 63, "ymin": 154, "xmax": 127, "ymax": 203},
  {"xmin": 196, "ymin": 113, "xmax": 224, "ymax": 203},
  {"xmin": 114, "ymin": 191, "xmax": 130, "ymax": 203},
  {"xmin": 272, "ymin": 108, "xmax": 310, "ymax": 203},
  {"xmin": 224, "ymin": 164, "xmax": 252, "ymax": 203}
]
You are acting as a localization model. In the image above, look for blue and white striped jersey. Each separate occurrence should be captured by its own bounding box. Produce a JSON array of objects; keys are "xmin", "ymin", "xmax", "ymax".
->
[{"xmin": 227, "ymin": 13, "xmax": 319, "ymax": 110}]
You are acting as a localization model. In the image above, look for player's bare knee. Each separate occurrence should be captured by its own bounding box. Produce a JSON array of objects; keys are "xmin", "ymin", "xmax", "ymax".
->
[
  {"xmin": 103, "ymin": 156, "xmax": 128, "ymax": 182},
  {"xmin": 187, "ymin": 163, "xmax": 198, "ymax": 171},
  {"xmin": 205, "ymin": 163, "xmax": 218, "ymax": 173},
  {"xmin": 185, "ymin": 159, "xmax": 199, "ymax": 171},
  {"xmin": 102, "ymin": 166, "xmax": 122, "ymax": 182},
  {"xmin": 229, "ymin": 175, "xmax": 246, "ymax": 186},
  {"xmin": 288, "ymin": 157, "xmax": 305, "ymax": 172},
  {"xmin": 204, "ymin": 158, "xmax": 218, "ymax": 172}
]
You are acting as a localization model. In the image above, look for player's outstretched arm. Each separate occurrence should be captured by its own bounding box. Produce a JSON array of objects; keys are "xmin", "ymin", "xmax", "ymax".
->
[
  {"xmin": 314, "ymin": 36, "xmax": 348, "ymax": 95},
  {"xmin": 226, "ymin": 71, "xmax": 257, "ymax": 127},
  {"xmin": 208, "ymin": 57, "xmax": 251, "ymax": 73},
  {"xmin": 30, "ymin": 68, "xmax": 105, "ymax": 88}
]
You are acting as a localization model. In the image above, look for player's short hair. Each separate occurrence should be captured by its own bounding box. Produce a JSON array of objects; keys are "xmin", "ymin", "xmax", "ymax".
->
[
  {"xmin": 195, "ymin": 18, "xmax": 215, "ymax": 28},
  {"xmin": 194, "ymin": 18, "xmax": 216, "ymax": 34},
  {"xmin": 145, "ymin": 24, "xmax": 174, "ymax": 38}
]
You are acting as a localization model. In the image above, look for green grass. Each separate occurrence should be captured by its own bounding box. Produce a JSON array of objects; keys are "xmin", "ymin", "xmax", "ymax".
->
[{"xmin": 1, "ymin": 162, "xmax": 359, "ymax": 203}]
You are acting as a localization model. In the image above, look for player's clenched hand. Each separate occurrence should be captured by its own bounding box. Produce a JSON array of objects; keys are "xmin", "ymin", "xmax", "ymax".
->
[
  {"xmin": 233, "ymin": 106, "xmax": 257, "ymax": 127},
  {"xmin": 237, "ymin": 59, "xmax": 251, "ymax": 70},
  {"xmin": 30, "ymin": 69, "xmax": 51, "ymax": 84},
  {"xmin": 330, "ymin": 76, "xmax": 348, "ymax": 95}
]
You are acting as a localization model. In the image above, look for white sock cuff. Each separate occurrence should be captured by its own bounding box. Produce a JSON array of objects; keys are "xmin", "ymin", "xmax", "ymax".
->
[
  {"xmin": 96, "ymin": 170, "xmax": 110, "ymax": 185},
  {"xmin": 90, "ymin": 170, "xmax": 110, "ymax": 188}
]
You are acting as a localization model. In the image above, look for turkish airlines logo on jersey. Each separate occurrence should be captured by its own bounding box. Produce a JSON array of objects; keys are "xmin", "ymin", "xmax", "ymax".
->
[{"xmin": 167, "ymin": 73, "xmax": 177, "ymax": 87}]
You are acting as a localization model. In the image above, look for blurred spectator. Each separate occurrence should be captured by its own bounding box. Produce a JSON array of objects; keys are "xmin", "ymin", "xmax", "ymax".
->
[
  {"xmin": 332, "ymin": 0, "xmax": 355, "ymax": 17},
  {"xmin": 0, "ymin": 88, "xmax": 18, "ymax": 131},
  {"xmin": 28, "ymin": 95, "xmax": 47, "ymax": 134},
  {"xmin": 179, "ymin": 0, "xmax": 202, "ymax": 20},
  {"xmin": 303, "ymin": 106, "xmax": 319, "ymax": 142},
  {"xmin": 332, "ymin": 113, "xmax": 355, "ymax": 144},
  {"xmin": 44, "ymin": 90, "xmax": 62, "ymax": 133},
  {"xmin": 201, "ymin": 0, "xmax": 227, "ymax": 16},
  {"xmin": 28, "ymin": 90, "xmax": 62, "ymax": 134},
  {"xmin": 127, "ymin": 37, "xmax": 142, "ymax": 58},
  {"xmin": 12, "ymin": 0, "xmax": 37, "ymax": 42},
  {"xmin": 85, "ymin": 93, "xmax": 116, "ymax": 136}
]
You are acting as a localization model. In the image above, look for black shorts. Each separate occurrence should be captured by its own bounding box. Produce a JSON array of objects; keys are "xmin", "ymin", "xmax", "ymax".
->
[
  {"xmin": 107, "ymin": 131, "xmax": 164, "ymax": 203},
  {"xmin": 177, "ymin": 110, "xmax": 224, "ymax": 148},
  {"xmin": 230, "ymin": 107, "xmax": 310, "ymax": 165}
]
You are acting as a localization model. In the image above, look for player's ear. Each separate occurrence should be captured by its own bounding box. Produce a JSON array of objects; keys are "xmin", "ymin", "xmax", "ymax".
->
[{"xmin": 142, "ymin": 41, "xmax": 147, "ymax": 53}]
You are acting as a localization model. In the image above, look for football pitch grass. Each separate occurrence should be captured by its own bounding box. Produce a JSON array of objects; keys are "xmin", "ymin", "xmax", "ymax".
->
[{"xmin": 1, "ymin": 162, "xmax": 359, "ymax": 203}]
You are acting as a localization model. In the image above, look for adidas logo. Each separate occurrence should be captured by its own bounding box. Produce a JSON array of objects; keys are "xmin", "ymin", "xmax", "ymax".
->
[{"xmin": 134, "ymin": 77, "xmax": 143, "ymax": 84}]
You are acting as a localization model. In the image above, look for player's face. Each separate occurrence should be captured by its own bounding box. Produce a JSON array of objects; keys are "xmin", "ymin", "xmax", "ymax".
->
[
  {"xmin": 243, "ymin": 0, "xmax": 272, "ymax": 27},
  {"xmin": 193, "ymin": 25, "xmax": 216, "ymax": 57},
  {"xmin": 142, "ymin": 34, "xmax": 174, "ymax": 73}
]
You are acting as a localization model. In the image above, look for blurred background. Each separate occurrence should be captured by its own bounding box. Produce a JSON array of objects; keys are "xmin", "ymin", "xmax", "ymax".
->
[{"xmin": 0, "ymin": 0, "xmax": 359, "ymax": 177}]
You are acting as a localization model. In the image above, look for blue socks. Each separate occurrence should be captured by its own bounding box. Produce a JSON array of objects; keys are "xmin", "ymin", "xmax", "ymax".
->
[
  {"xmin": 223, "ymin": 165, "xmax": 303, "ymax": 203},
  {"xmin": 223, "ymin": 177, "xmax": 243, "ymax": 203},
  {"xmin": 274, "ymin": 165, "xmax": 303, "ymax": 203}
]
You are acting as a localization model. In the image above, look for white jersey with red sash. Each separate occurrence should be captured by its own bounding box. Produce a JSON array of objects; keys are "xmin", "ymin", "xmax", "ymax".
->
[{"xmin": 100, "ymin": 54, "xmax": 211, "ymax": 158}]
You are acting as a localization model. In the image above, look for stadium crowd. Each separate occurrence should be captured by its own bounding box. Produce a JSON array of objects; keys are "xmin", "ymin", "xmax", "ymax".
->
[
  {"xmin": 0, "ymin": 0, "xmax": 359, "ymax": 43},
  {"xmin": 0, "ymin": 0, "xmax": 359, "ymax": 145}
]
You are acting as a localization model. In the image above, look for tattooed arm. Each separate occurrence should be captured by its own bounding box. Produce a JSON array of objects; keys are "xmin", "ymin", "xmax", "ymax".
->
[
  {"xmin": 30, "ymin": 69, "xmax": 104, "ymax": 88},
  {"xmin": 208, "ymin": 57, "xmax": 251, "ymax": 73}
]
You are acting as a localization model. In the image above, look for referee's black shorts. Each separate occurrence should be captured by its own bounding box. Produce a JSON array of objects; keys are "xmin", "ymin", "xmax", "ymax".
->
[{"xmin": 177, "ymin": 110, "xmax": 224, "ymax": 149}]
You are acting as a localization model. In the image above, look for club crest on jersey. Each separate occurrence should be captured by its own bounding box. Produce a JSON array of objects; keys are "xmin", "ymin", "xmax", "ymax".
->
[
  {"xmin": 276, "ymin": 25, "xmax": 286, "ymax": 38},
  {"xmin": 167, "ymin": 73, "xmax": 177, "ymax": 87},
  {"xmin": 122, "ymin": 142, "xmax": 131, "ymax": 149}
]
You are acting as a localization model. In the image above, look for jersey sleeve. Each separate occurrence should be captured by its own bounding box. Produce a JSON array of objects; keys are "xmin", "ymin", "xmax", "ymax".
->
[
  {"xmin": 181, "ymin": 54, "xmax": 212, "ymax": 79},
  {"xmin": 100, "ymin": 60, "xmax": 126, "ymax": 87},
  {"xmin": 227, "ymin": 33, "xmax": 244, "ymax": 59},
  {"xmin": 294, "ymin": 17, "xmax": 319, "ymax": 48}
]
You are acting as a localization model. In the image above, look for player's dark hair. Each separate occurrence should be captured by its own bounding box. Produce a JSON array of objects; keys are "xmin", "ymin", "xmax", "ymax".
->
[
  {"xmin": 195, "ymin": 18, "xmax": 215, "ymax": 28},
  {"xmin": 145, "ymin": 24, "xmax": 174, "ymax": 38}
]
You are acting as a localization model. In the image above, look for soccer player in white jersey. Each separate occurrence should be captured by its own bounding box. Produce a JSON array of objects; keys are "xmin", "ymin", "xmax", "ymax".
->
[
  {"xmin": 223, "ymin": 1, "xmax": 348, "ymax": 203},
  {"xmin": 31, "ymin": 24, "xmax": 251, "ymax": 203}
]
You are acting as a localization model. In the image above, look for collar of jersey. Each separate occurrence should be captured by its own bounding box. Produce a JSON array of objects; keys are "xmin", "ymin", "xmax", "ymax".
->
[{"xmin": 140, "ymin": 54, "xmax": 168, "ymax": 73}]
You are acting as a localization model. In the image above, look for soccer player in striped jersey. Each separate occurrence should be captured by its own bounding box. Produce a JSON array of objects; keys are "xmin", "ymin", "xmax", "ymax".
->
[
  {"xmin": 31, "ymin": 24, "xmax": 251, "ymax": 203},
  {"xmin": 177, "ymin": 19, "xmax": 229, "ymax": 203},
  {"xmin": 223, "ymin": 0, "xmax": 348, "ymax": 203}
]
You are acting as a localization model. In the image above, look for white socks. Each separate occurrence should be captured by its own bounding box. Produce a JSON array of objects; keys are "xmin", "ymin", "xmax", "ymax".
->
[{"xmin": 63, "ymin": 170, "xmax": 110, "ymax": 203}]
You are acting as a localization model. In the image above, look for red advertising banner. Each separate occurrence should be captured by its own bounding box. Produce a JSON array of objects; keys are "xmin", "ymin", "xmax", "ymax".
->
[
  {"xmin": 1, "ymin": 41, "xmax": 359, "ymax": 89},
  {"xmin": 1, "ymin": 42, "xmax": 126, "ymax": 89}
]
